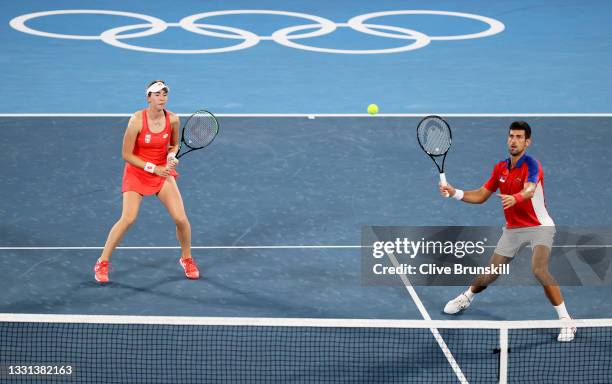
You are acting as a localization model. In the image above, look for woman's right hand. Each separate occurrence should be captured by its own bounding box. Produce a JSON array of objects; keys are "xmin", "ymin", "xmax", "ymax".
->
[{"xmin": 154, "ymin": 165, "xmax": 170, "ymax": 178}]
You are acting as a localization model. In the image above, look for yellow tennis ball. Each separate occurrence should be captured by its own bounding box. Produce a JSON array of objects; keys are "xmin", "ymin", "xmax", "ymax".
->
[{"xmin": 367, "ymin": 104, "xmax": 379, "ymax": 115}]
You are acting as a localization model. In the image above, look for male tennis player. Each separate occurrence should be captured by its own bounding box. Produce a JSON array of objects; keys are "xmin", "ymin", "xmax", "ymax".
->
[
  {"xmin": 93, "ymin": 80, "xmax": 199, "ymax": 283},
  {"xmin": 439, "ymin": 121, "xmax": 575, "ymax": 342}
]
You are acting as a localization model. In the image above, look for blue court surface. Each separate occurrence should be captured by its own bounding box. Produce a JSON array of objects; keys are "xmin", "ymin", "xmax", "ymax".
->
[
  {"xmin": 1, "ymin": 0, "xmax": 611, "ymax": 113},
  {"xmin": 1, "ymin": 0, "xmax": 612, "ymax": 383}
]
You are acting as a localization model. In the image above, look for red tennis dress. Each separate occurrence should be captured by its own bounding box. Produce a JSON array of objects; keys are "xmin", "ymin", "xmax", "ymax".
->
[{"xmin": 122, "ymin": 109, "xmax": 179, "ymax": 195}]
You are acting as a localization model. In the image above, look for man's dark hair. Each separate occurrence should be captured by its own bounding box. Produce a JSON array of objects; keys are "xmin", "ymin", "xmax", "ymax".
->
[{"xmin": 509, "ymin": 121, "xmax": 531, "ymax": 139}]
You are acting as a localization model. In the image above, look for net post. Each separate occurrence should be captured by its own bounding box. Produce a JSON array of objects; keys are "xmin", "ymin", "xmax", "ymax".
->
[{"xmin": 498, "ymin": 325, "xmax": 508, "ymax": 384}]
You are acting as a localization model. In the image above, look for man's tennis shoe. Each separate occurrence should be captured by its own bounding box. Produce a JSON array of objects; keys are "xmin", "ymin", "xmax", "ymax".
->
[
  {"xmin": 558, "ymin": 318, "xmax": 576, "ymax": 342},
  {"xmin": 444, "ymin": 293, "xmax": 472, "ymax": 314},
  {"xmin": 179, "ymin": 257, "xmax": 200, "ymax": 279}
]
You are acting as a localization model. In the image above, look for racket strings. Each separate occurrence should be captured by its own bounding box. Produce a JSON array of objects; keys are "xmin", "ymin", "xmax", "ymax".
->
[
  {"xmin": 417, "ymin": 119, "xmax": 451, "ymax": 155},
  {"xmin": 183, "ymin": 115, "xmax": 218, "ymax": 149}
]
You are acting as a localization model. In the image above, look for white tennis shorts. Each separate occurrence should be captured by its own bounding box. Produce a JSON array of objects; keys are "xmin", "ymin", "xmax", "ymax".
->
[{"xmin": 494, "ymin": 226, "xmax": 556, "ymax": 258}]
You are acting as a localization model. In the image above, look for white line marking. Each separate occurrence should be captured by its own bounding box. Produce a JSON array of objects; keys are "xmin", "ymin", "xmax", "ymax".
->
[
  {"xmin": 0, "ymin": 245, "xmax": 362, "ymax": 251},
  {"xmin": 1, "ymin": 244, "xmax": 610, "ymax": 251},
  {"xmin": 483, "ymin": 245, "xmax": 612, "ymax": 248},
  {"xmin": 387, "ymin": 250, "xmax": 469, "ymax": 384},
  {"xmin": 0, "ymin": 113, "xmax": 611, "ymax": 118}
]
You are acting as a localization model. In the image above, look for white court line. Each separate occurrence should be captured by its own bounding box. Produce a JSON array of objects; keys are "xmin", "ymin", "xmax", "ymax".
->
[
  {"xmin": 1, "ymin": 244, "xmax": 610, "ymax": 250},
  {"xmin": 387, "ymin": 250, "xmax": 469, "ymax": 384},
  {"xmin": 482, "ymin": 245, "xmax": 612, "ymax": 248},
  {"xmin": 0, "ymin": 113, "xmax": 611, "ymax": 118},
  {"xmin": 0, "ymin": 245, "xmax": 362, "ymax": 250}
]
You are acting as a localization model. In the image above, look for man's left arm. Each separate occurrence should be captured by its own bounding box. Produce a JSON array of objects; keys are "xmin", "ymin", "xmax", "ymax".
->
[
  {"xmin": 496, "ymin": 182, "xmax": 536, "ymax": 210},
  {"xmin": 497, "ymin": 156, "xmax": 540, "ymax": 209}
]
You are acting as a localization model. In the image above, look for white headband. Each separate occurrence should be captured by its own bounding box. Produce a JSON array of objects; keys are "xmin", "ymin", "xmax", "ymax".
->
[{"xmin": 146, "ymin": 81, "xmax": 169, "ymax": 96}]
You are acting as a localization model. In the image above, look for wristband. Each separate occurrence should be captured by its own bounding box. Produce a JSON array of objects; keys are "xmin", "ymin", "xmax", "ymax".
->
[
  {"xmin": 453, "ymin": 189, "xmax": 464, "ymax": 201},
  {"xmin": 512, "ymin": 193, "xmax": 525, "ymax": 203},
  {"xmin": 167, "ymin": 152, "xmax": 177, "ymax": 160},
  {"xmin": 144, "ymin": 162, "xmax": 156, "ymax": 173}
]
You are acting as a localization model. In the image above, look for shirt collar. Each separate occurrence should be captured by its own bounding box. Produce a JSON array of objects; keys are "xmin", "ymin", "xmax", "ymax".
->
[{"xmin": 505, "ymin": 153, "xmax": 526, "ymax": 169}]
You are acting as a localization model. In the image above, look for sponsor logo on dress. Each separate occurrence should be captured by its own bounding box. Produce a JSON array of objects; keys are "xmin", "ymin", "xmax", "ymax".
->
[{"xmin": 145, "ymin": 134, "xmax": 151, "ymax": 143}]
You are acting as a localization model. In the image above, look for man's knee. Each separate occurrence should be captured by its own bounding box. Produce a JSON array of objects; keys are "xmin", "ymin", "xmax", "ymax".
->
[{"xmin": 531, "ymin": 264, "xmax": 549, "ymax": 278}]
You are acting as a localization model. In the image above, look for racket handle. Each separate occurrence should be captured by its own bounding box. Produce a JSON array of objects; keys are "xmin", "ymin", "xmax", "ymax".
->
[{"xmin": 439, "ymin": 173, "xmax": 450, "ymax": 198}]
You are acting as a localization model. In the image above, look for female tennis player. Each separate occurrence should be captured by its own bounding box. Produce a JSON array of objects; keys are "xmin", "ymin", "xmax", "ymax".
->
[{"xmin": 94, "ymin": 80, "xmax": 199, "ymax": 283}]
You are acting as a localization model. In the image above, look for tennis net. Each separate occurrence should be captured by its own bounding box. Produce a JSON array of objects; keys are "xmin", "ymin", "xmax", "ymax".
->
[{"xmin": 0, "ymin": 314, "xmax": 610, "ymax": 383}]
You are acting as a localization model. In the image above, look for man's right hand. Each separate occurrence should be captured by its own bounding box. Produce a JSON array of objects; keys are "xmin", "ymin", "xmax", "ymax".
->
[{"xmin": 439, "ymin": 183, "xmax": 456, "ymax": 198}]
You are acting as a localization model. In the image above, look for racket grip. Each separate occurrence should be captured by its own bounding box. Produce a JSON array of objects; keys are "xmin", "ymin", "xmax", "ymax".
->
[{"xmin": 439, "ymin": 173, "xmax": 450, "ymax": 198}]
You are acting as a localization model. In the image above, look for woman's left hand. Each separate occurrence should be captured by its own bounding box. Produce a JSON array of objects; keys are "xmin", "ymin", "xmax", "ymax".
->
[{"xmin": 166, "ymin": 153, "xmax": 179, "ymax": 170}]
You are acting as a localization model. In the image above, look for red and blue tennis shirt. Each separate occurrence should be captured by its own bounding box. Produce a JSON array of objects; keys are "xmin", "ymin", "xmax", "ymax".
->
[{"xmin": 483, "ymin": 154, "xmax": 554, "ymax": 228}]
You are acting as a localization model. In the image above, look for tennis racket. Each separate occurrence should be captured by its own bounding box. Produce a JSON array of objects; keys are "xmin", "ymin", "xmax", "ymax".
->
[
  {"xmin": 175, "ymin": 110, "xmax": 219, "ymax": 159},
  {"xmin": 416, "ymin": 115, "xmax": 453, "ymax": 197}
]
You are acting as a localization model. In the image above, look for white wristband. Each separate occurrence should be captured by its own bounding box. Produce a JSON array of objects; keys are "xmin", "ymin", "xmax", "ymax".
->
[
  {"xmin": 453, "ymin": 189, "xmax": 464, "ymax": 201},
  {"xmin": 167, "ymin": 152, "xmax": 176, "ymax": 160},
  {"xmin": 144, "ymin": 162, "xmax": 156, "ymax": 173}
]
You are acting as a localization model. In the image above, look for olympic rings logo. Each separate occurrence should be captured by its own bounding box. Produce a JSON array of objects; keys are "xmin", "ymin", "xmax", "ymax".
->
[{"xmin": 9, "ymin": 9, "xmax": 505, "ymax": 55}]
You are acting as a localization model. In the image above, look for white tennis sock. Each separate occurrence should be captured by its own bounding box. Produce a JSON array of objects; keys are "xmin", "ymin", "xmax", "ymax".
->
[
  {"xmin": 554, "ymin": 302, "xmax": 570, "ymax": 319},
  {"xmin": 464, "ymin": 288, "xmax": 475, "ymax": 300}
]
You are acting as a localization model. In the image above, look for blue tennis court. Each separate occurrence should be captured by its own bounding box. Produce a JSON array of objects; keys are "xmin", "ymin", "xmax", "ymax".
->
[{"xmin": 1, "ymin": 0, "xmax": 611, "ymax": 382}]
